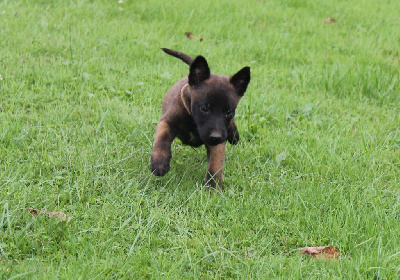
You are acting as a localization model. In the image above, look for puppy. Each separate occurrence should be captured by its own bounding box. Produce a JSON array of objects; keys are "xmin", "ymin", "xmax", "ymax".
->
[{"xmin": 150, "ymin": 48, "xmax": 250, "ymax": 190}]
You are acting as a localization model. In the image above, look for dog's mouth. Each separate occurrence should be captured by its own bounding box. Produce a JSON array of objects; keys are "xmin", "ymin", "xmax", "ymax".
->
[
  {"xmin": 206, "ymin": 138, "xmax": 225, "ymax": 146},
  {"xmin": 202, "ymin": 131, "xmax": 226, "ymax": 146}
]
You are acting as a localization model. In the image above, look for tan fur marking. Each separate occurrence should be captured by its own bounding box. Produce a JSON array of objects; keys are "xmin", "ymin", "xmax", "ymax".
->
[
  {"xmin": 205, "ymin": 143, "xmax": 226, "ymax": 189},
  {"xmin": 153, "ymin": 121, "xmax": 173, "ymax": 150},
  {"xmin": 150, "ymin": 120, "xmax": 176, "ymax": 176},
  {"xmin": 151, "ymin": 149, "xmax": 168, "ymax": 159}
]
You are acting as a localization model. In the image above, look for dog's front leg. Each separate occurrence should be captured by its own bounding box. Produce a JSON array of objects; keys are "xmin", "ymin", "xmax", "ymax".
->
[
  {"xmin": 150, "ymin": 120, "xmax": 175, "ymax": 176},
  {"xmin": 205, "ymin": 143, "xmax": 226, "ymax": 191}
]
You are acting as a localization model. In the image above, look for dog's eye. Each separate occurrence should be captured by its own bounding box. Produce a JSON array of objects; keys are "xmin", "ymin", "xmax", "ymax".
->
[
  {"xmin": 225, "ymin": 109, "xmax": 233, "ymax": 117},
  {"xmin": 200, "ymin": 106, "xmax": 209, "ymax": 113}
]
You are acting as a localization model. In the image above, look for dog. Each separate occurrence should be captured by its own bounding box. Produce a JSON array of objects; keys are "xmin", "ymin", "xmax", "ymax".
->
[{"xmin": 150, "ymin": 48, "xmax": 250, "ymax": 191}]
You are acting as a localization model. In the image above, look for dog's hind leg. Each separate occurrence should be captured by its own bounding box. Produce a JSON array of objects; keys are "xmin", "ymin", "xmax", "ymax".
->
[
  {"xmin": 150, "ymin": 121, "xmax": 176, "ymax": 176},
  {"xmin": 227, "ymin": 119, "xmax": 240, "ymax": 145},
  {"xmin": 205, "ymin": 143, "xmax": 226, "ymax": 191}
]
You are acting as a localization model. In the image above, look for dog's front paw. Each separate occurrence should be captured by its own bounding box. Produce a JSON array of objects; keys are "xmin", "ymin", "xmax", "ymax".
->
[
  {"xmin": 150, "ymin": 156, "xmax": 170, "ymax": 176},
  {"xmin": 204, "ymin": 169, "xmax": 223, "ymax": 193},
  {"xmin": 204, "ymin": 176, "xmax": 222, "ymax": 193},
  {"xmin": 227, "ymin": 128, "xmax": 240, "ymax": 145}
]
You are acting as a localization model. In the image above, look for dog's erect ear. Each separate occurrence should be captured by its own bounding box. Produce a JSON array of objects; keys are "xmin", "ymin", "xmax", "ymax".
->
[
  {"xmin": 230, "ymin": 66, "xmax": 251, "ymax": 96},
  {"xmin": 188, "ymin": 56, "xmax": 210, "ymax": 86}
]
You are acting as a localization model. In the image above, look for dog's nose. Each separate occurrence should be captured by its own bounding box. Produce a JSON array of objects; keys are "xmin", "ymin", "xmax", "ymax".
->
[{"xmin": 209, "ymin": 131, "xmax": 223, "ymax": 144}]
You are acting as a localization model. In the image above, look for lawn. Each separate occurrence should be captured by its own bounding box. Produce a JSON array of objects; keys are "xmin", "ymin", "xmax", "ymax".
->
[{"xmin": 1, "ymin": 0, "xmax": 399, "ymax": 278}]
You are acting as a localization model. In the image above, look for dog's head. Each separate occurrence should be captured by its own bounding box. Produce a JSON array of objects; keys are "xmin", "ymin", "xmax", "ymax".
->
[{"xmin": 187, "ymin": 56, "xmax": 250, "ymax": 146}]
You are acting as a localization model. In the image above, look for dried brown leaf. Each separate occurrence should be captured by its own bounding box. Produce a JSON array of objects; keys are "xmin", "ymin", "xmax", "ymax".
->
[
  {"xmin": 185, "ymin": 32, "xmax": 195, "ymax": 39},
  {"xmin": 323, "ymin": 17, "xmax": 337, "ymax": 24},
  {"xmin": 185, "ymin": 32, "xmax": 203, "ymax": 42},
  {"xmin": 301, "ymin": 246, "xmax": 339, "ymax": 261},
  {"xmin": 46, "ymin": 211, "xmax": 72, "ymax": 222},
  {"xmin": 27, "ymin": 207, "xmax": 73, "ymax": 222},
  {"xmin": 26, "ymin": 206, "xmax": 38, "ymax": 216}
]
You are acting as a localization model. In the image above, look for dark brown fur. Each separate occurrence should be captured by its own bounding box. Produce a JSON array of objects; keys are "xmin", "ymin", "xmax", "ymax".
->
[{"xmin": 151, "ymin": 48, "xmax": 250, "ymax": 191}]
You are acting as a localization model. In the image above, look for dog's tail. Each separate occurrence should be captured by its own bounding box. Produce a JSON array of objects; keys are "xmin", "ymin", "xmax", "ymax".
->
[{"xmin": 161, "ymin": 48, "xmax": 194, "ymax": 65}]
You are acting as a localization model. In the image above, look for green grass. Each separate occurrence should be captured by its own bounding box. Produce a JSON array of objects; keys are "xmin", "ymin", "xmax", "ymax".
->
[{"xmin": 1, "ymin": 0, "xmax": 399, "ymax": 278}]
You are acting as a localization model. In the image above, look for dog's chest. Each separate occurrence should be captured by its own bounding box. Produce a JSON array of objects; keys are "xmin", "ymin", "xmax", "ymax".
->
[
  {"xmin": 188, "ymin": 131, "xmax": 202, "ymax": 145},
  {"xmin": 176, "ymin": 122, "xmax": 203, "ymax": 147}
]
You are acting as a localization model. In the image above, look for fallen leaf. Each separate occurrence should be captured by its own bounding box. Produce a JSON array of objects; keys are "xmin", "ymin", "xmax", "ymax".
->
[
  {"xmin": 26, "ymin": 206, "xmax": 38, "ymax": 216},
  {"xmin": 185, "ymin": 32, "xmax": 195, "ymax": 39},
  {"xmin": 323, "ymin": 17, "xmax": 337, "ymax": 24},
  {"xmin": 46, "ymin": 211, "xmax": 72, "ymax": 222},
  {"xmin": 27, "ymin": 207, "xmax": 73, "ymax": 222},
  {"xmin": 185, "ymin": 32, "xmax": 203, "ymax": 42},
  {"xmin": 300, "ymin": 246, "xmax": 339, "ymax": 260}
]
